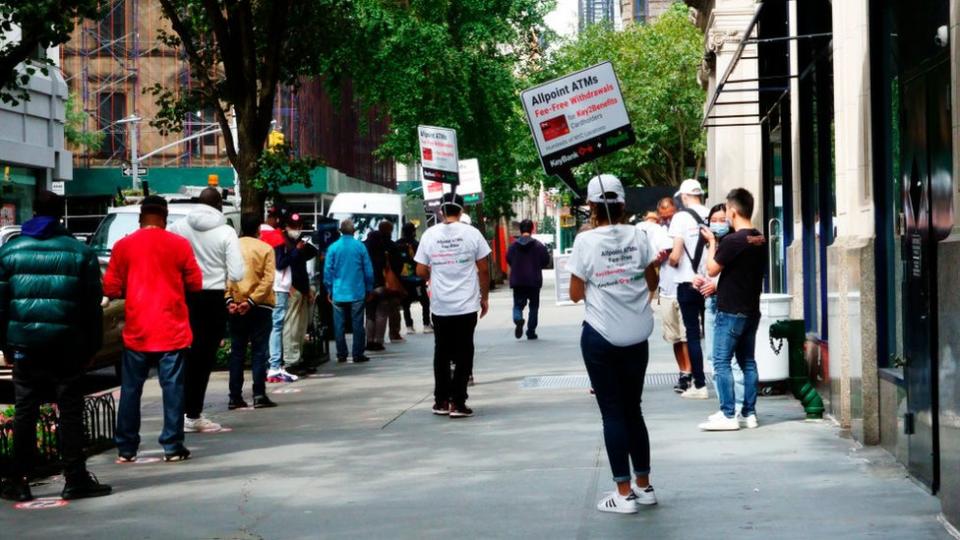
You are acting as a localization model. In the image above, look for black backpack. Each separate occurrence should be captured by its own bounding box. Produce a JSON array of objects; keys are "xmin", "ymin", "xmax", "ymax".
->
[{"xmin": 680, "ymin": 208, "xmax": 708, "ymax": 271}]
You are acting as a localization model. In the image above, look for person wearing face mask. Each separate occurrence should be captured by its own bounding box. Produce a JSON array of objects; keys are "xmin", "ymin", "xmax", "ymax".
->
[
  {"xmin": 693, "ymin": 204, "xmax": 744, "ymax": 415},
  {"xmin": 267, "ymin": 213, "xmax": 317, "ymax": 382}
]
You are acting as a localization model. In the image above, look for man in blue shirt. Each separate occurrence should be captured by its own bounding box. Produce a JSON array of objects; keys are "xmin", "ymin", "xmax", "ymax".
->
[{"xmin": 324, "ymin": 219, "xmax": 375, "ymax": 363}]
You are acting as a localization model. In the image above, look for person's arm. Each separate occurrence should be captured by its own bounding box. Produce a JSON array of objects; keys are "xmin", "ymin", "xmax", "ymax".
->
[
  {"xmin": 667, "ymin": 213, "xmax": 687, "ymax": 267},
  {"xmin": 645, "ymin": 263, "xmax": 660, "ymax": 300},
  {"xmin": 477, "ymin": 257, "xmax": 490, "ymax": 318},
  {"xmin": 540, "ymin": 243, "xmax": 551, "ymax": 270},
  {"xmin": 102, "ymin": 243, "xmax": 127, "ymax": 299},
  {"xmin": 701, "ymin": 227, "xmax": 723, "ymax": 278},
  {"xmin": 414, "ymin": 237, "xmax": 430, "ymax": 282},
  {"xmin": 183, "ymin": 244, "xmax": 204, "ymax": 292},
  {"xmin": 506, "ymin": 243, "xmax": 514, "ymax": 267},
  {"xmin": 570, "ymin": 274, "xmax": 586, "ymax": 303},
  {"xmin": 225, "ymin": 232, "xmax": 246, "ymax": 283},
  {"xmin": 362, "ymin": 249, "xmax": 375, "ymax": 294},
  {"xmin": 276, "ymin": 244, "xmax": 300, "ymax": 270},
  {"xmin": 668, "ymin": 236, "xmax": 684, "ymax": 268},
  {"xmin": 323, "ymin": 244, "xmax": 337, "ymax": 293},
  {"xmin": 82, "ymin": 249, "xmax": 104, "ymax": 358},
  {"xmin": 416, "ymin": 263, "xmax": 430, "ymax": 281}
]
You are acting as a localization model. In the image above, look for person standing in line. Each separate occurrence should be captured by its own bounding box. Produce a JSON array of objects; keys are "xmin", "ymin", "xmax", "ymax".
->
[
  {"xmin": 105, "ymin": 196, "xmax": 203, "ymax": 463},
  {"xmin": 0, "ymin": 192, "xmax": 111, "ymax": 502},
  {"xmin": 415, "ymin": 193, "xmax": 491, "ymax": 418},
  {"xmin": 506, "ymin": 219, "xmax": 550, "ymax": 340},
  {"xmin": 169, "ymin": 188, "xmax": 245, "ymax": 433},
  {"xmin": 363, "ymin": 229, "xmax": 389, "ymax": 352},
  {"xmin": 259, "ymin": 206, "xmax": 286, "ymax": 248},
  {"xmin": 268, "ymin": 213, "xmax": 317, "ymax": 379},
  {"xmin": 697, "ymin": 189, "xmax": 767, "ymax": 431},
  {"xmin": 397, "ymin": 222, "xmax": 432, "ymax": 334},
  {"xmin": 693, "ymin": 204, "xmax": 745, "ymax": 415},
  {"xmin": 379, "ymin": 221, "xmax": 406, "ymax": 343},
  {"xmin": 324, "ymin": 218, "xmax": 375, "ymax": 363},
  {"xmin": 225, "ymin": 214, "xmax": 278, "ymax": 410},
  {"xmin": 569, "ymin": 175, "xmax": 662, "ymax": 514},
  {"xmin": 668, "ymin": 179, "xmax": 711, "ymax": 400}
]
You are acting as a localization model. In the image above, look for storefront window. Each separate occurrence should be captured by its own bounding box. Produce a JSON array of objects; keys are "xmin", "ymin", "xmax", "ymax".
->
[{"xmin": 0, "ymin": 165, "xmax": 39, "ymax": 226}]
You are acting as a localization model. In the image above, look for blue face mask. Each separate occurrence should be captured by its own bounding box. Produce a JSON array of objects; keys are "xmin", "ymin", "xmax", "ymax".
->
[{"xmin": 710, "ymin": 222, "xmax": 730, "ymax": 238}]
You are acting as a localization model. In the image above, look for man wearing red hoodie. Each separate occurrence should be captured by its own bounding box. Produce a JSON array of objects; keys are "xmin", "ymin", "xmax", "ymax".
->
[{"xmin": 104, "ymin": 196, "xmax": 203, "ymax": 463}]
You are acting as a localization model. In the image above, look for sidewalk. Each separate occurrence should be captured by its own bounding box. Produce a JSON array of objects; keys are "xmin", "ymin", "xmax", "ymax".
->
[{"xmin": 0, "ymin": 283, "xmax": 952, "ymax": 539}]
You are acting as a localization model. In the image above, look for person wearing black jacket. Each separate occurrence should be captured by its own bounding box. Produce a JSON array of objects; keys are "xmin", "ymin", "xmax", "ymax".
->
[
  {"xmin": 507, "ymin": 219, "xmax": 551, "ymax": 340},
  {"xmin": 397, "ymin": 223, "xmax": 431, "ymax": 334},
  {"xmin": 364, "ymin": 223, "xmax": 404, "ymax": 350},
  {"xmin": 274, "ymin": 213, "xmax": 317, "ymax": 376}
]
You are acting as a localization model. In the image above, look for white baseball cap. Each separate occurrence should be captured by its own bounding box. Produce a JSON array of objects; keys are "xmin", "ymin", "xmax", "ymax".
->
[
  {"xmin": 587, "ymin": 174, "xmax": 625, "ymax": 204},
  {"xmin": 675, "ymin": 178, "xmax": 704, "ymax": 197}
]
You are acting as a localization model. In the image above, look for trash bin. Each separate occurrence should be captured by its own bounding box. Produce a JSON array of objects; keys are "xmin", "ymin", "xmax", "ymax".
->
[{"xmin": 756, "ymin": 293, "xmax": 792, "ymax": 382}]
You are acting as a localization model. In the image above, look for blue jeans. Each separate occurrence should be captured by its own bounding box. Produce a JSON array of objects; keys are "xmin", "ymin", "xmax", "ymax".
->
[
  {"xmin": 229, "ymin": 307, "xmax": 272, "ymax": 400},
  {"xmin": 712, "ymin": 311, "xmax": 760, "ymax": 418},
  {"xmin": 116, "ymin": 349, "xmax": 187, "ymax": 455},
  {"xmin": 677, "ymin": 283, "xmax": 706, "ymax": 388},
  {"xmin": 512, "ymin": 287, "xmax": 541, "ymax": 336},
  {"xmin": 581, "ymin": 323, "xmax": 650, "ymax": 483},
  {"xmin": 269, "ymin": 292, "xmax": 289, "ymax": 370},
  {"xmin": 706, "ymin": 297, "xmax": 744, "ymax": 410},
  {"xmin": 333, "ymin": 300, "xmax": 366, "ymax": 359}
]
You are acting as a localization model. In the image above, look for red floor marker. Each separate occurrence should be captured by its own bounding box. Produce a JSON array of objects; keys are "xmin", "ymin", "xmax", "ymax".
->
[{"xmin": 14, "ymin": 498, "xmax": 68, "ymax": 510}]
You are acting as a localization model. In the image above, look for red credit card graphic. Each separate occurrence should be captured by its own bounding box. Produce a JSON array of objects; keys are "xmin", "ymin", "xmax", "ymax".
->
[
  {"xmin": 540, "ymin": 115, "xmax": 571, "ymax": 142},
  {"xmin": 422, "ymin": 148, "xmax": 433, "ymax": 161}
]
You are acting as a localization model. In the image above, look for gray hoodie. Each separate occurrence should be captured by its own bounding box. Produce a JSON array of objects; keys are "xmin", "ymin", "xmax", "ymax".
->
[{"xmin": 169, "ymin": 205, "xmax": 245, "ymax": 290}]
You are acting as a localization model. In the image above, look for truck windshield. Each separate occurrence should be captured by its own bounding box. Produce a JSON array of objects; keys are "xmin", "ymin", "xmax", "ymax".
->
[
  {"xmin": 330, "ymin": 213, "xmax": 399, "ymax": 241},
  {"xmin": 90, "ymin": 213, "xmax": 185, "ymax": 254}
]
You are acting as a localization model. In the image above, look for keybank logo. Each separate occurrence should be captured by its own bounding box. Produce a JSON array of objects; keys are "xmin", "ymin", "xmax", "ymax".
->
[{"xmin": 549, "ymin": 150, "xmax": 580, "ymax": 168}]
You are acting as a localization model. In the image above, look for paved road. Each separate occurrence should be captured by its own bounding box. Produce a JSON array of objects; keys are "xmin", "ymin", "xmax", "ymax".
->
[{"xmin": 0, "ymin": 280, "xmax": 952, "ymax": 539}]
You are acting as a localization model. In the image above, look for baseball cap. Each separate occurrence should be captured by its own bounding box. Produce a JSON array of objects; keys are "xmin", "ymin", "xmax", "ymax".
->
[
  {"xmin": 283, "ymin": 212, "xmax": 304, "ymax": 228},
  {"xmin": 587, "ymin": 174, "xmax": 625, "ymax": 204},
  {"xmin": 675, "ymin": 179, "xmax": 704, "ymax": 198}
]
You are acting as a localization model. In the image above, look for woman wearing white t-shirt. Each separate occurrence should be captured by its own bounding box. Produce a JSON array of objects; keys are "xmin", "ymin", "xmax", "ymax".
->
[{"xmin": 569, "ymin": 175, "xmax": 665, "ymax": 514}]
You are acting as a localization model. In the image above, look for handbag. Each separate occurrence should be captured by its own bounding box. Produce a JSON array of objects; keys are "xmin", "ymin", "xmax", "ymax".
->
[{"xmin": 383, "ymin": 254, "xmax": 407, "ymax": 298}]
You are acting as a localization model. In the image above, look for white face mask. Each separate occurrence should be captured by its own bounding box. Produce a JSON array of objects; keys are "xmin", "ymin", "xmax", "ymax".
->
[{"xmin": 286, "ymin": 228, "xmax": 302, "ymax": 240}]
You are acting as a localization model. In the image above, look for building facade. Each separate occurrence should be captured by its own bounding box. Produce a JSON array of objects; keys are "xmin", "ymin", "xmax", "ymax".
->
[{"xmin": 687, "ymin": 0, "xmax": 959, "ymax": 530}]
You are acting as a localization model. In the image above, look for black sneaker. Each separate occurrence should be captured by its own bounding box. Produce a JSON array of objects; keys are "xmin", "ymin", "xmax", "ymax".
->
[
  {"xmin": 163, "ymin": 447, "xmax": 192, "ymax": 462},
  {"xmin": 228, "ymin": 398, "xmax": 249, "ymax": 410},
  {"xmin": 116, "ymin": 453, "xmax": 137, "ymax": 463},
  {"xmin": 367, "ymin": 343, "xmax": 386, "ymax": 352},
  {"xmin": 337, "ymin": 356, "xmax": 348, "ymax": 363},
  {"xmin": 673, "ymin": 373, "xmax": 692, "ymax": 394},
  {"xmin": 514, "ymin": 319, "xmax": 525, "ymax": 339},
  {"xmin": 432, "ymin": 401, "xmax": 449, "ymax": 415},
  {"xmin": 61, "ymin": 472, "xmax": 112, "ymax": 500},
  {"xmin": 1, "ymin": 477, "xmax": 33, "ymax": 502},
  {"xmin": 253, "ymin": 395, "xmax": 278, "ymax": 408},
  {"xmin": 449, "ymin": 403, "xmax": 473, "ymax": 418},
  {"xmin": 527, "ymin": 333, "xmax": 539, "ymax": 340},
  {"xmin": 353, "ymin": 355, "xmax": 371, "ymax": 363},
  {"xmin": 286, "ymin": 364, "xmax": 309, "ymax": 376}
]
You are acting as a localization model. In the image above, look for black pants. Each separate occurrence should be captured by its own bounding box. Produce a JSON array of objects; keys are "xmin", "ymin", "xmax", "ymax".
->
[
  {"xmin": 677, "ymin": 282, "xmax": 706, "ymax": 388},
  {"xmin": 432, "ymin": 312, "xmax": 478, "ymax": 405},
  {"xmin": 402, "ymin": 281, "xmax": 431, "ymax": 327},
  {"xmin": 10, "ymin": 350, "xmax": 87, "ymax": 481},
  {"xmin": 185, "ymin": 290, "xmax": 228, "ymax": 419}
]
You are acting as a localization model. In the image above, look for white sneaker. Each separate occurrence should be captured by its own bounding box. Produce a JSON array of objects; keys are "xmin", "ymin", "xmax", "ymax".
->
[
  {"xmin": 680, "ymin": 385, "xmax": 709, "ymax": 400},
  {"xmin": 631, "ymin": 485, "xmax": 658, "ymax": 506},
  {"xmin": 739, "ymin": 413, "xmax": 759, "ymax": 429},
  {"xmin": 279, "ymin": 368, "xmax": 299, "ymax": 382},
  {"xmin": 698, "ymin": 411, "xmax": 740, "ymax": 431},
  {"xmin": 422, "ymin": 325, "xmax": 434, "ymax": 334},
  {"xmin": 406, "ymin": 326, "xmax": 416, "ymax": 335},
  {"xmin": 596, "ymin": 491, "xmax": 638, "ymax": 514},
  {"xmin": 184, "ymin": 415, "xmax": 222, "ymax": 433}
]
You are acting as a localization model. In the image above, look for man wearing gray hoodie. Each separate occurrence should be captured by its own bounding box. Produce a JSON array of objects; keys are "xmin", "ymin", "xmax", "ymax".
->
[{"xmin": 169, "ymin": 188, "xmax": 245, "ymax": 433}]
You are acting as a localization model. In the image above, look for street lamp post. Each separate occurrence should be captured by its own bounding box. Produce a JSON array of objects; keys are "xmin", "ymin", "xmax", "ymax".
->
[{"xmin": 116, "ymin": 115, "xmax": 143, "ymax": 189}]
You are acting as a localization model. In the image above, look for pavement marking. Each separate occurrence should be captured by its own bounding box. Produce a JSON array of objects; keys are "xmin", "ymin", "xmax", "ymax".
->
[
  {"xmin": 14, "ymin": 498, "xmax": 68, "ymax": 510},
  {"xmin": 272, "ymin": 388, "xmax": 302, "ymax": 394}
]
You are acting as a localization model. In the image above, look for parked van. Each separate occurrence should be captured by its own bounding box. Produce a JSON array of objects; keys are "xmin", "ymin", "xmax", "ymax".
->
[{"xmin": 327, "ymin": 192, "xmax": 424, "ymax": 240}]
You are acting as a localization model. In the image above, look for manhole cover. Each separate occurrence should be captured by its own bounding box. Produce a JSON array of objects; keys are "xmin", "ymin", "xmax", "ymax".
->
[{"xmin": 520, "ymin": 373, "xmax": 684, "ymax": 389}]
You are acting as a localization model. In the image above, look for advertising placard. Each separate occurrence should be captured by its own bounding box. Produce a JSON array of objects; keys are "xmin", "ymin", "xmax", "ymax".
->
[
  {"xmin": 520, "ymin": 62, "xmax": 634, "ymax": 176},
  {"xmin": 554, "ymin": 254, "xmax": 575, "ymax": 305},
  {"xmin": 418, "ymin": 125, "xmax": 460, "ymax": 184},
  {"xmin": 422, "ymin": 158, "xmax": 484, "ymax": 209}
]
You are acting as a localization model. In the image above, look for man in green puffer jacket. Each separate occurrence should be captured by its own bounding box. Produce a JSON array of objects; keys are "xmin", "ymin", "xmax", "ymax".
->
[{"xmin": 0, "ymin": 191, "xmax": 111, "ymax": 503}]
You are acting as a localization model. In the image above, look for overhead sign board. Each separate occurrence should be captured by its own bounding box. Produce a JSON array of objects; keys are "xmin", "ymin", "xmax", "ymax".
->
[
  {"xmin": 422, "ymin": 158, "xmax": 483, "ymax": 208},
  {"xmin": 520, "ymin": 61, "xmax": 634, "ymax": 176},
  {"xmin": 418, "ymin": 125, "xmax": 459, "ymax": 184}
]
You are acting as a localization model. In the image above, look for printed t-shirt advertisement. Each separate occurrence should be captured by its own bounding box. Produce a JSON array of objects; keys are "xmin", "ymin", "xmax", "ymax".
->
[
  {"xmin": 520, "ymin": 62, "xmax": 635, "ymax": 176},
  {"xmin": 414, "ymin": 222, "xmax": 492, "ymax": 316}
]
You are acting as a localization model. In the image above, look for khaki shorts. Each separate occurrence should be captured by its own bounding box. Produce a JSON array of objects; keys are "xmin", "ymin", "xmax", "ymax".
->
[{"xmin": 656, "ymin": 295, "xmax": 686, "ymax": 344}]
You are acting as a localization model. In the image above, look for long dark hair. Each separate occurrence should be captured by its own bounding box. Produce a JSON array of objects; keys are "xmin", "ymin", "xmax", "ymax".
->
[{"xmin": 708, "ymin": 203, "xmax": 726, "ymax": 221}]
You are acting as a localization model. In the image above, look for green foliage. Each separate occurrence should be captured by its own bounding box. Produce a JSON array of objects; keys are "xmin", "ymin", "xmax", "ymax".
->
[
  {"xmin": 329, "ymin": 0, "xmax": 556, "ymax": 220},
  {"xmin": 540, "ymin": 3, "xmax": 705, "ymax": 188},
  {"xmin": 252, "ymin": 143, "xmax": 321, "ymax": 199},
  {"xmin": 64, "ymin": 93, "xmax": 103, "ymax": 153},
  {"xmin": 0, "ymin": 1, "xmax": 101, "ymax": 105},
  {"xmin": 539, "ymin": 215, "xmax": 556, "ymax": 235}
]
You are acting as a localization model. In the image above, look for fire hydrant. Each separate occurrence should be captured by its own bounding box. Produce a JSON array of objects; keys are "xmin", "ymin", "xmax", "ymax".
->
[{"xmin": 769, "ymin": 320, "xmax": 824, "ymax": 419}]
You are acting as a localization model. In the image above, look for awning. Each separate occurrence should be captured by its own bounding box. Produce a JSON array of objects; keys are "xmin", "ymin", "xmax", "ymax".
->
[{"xmin": 701, "ymin": 0, "xmax": 832, "ymax": 129}]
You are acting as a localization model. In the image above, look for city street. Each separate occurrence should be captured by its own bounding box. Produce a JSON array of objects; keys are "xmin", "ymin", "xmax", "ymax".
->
[{"xmin": 0, "ymin": 278, "xmax": 951, "ymax": 539}]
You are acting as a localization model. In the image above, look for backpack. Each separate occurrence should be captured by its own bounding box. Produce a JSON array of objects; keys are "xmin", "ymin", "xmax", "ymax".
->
[{"xmin": 680, "ymin": 208, "xmax": 708, "ymax": 272}]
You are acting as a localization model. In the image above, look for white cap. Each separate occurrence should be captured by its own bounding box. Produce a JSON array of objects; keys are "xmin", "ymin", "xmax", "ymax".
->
[
  {"xmin": 587, "ymin": 174, "xmax": 625, "ymax": 204},
  {"xmin": 460, "ymin": 213, "xmax": 472, "ymax": 225},
  {"xmin": 675, "ymin": 178, "xmax": 704, "ymax": 198}
]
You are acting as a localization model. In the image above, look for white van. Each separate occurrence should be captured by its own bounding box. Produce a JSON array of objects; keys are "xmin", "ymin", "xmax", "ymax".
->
[{"xmin": 327, "ymin": 192, "xmax": 424, "ymax": 241}]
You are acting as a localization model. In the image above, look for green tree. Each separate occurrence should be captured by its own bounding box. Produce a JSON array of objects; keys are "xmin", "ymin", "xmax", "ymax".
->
[
  {"xmin": 540, "ymin": 3, "xmax": 705, "ymax": 188},
  {"xmin": 149, "ymin": 0, "xmax": 353, "ymax": 215},
  {"xmin": 64, "ymin": 93, "xmax": 103, "ymax": 153},
  {"xmin": 0, "ymin": 0, "xmax": 100, "ymax": 104},
  {"xmin": 329, "ymin": 0, "xmax": 556, "ymax": 220}
]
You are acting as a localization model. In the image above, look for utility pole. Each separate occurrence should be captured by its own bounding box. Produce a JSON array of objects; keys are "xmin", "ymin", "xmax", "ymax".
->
[{"xmin": 116, "ymin": 115, "xmax": 143, "ymax": 190}]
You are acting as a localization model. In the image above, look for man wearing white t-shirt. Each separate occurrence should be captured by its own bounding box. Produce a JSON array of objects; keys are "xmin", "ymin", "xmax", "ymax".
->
[
  {"xmin": 668, "ymin": 179, "xmax": 710, "ymax": 399},
  {"xmin": 415, "ymin": 193, "xmax": 491, "ymax": 418}
]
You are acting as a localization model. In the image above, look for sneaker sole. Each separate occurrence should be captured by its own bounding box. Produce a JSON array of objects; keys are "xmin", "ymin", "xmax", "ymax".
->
[
  {"xmin": 699, "ymin": 423, "xmax": 740, "ymax": 431},
  {"xmin": 597, "ymin": 505, "xmax": 638, "ymax": 514},
  {"xmin": 681, "ymin": 393, "xmax": 710, "ymax": 400},
  {"xmin": 449, "ymin": 412, "xmax": 473, "ymax": 418},
  {"xmin": 432, "ymin": 410, "xmax": 449, "ymax": 416}
]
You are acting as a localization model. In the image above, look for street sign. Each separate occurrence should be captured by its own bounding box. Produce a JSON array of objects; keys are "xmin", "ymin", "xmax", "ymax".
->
[
  {"xmin": 417, "ymin": 125, "xmax": 459, "ymax": 184},
  {"xmin": 121, "ymin": 165, "xmax": 148, "ymax": 177},
  {"xmin": 520, "ymin": 61, "xmax": 635, "ymax": 177},
  {"xmin": 422, "ymin": 158, "xmax": 484, "ymax": 209},
  {"xmin": 51, "ymin": 181, "xmax": 65, "ymax": 195}
]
